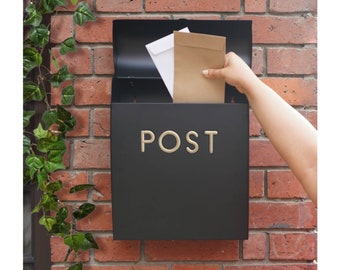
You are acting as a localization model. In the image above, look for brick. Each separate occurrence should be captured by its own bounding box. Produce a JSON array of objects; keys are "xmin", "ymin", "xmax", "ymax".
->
[
  {"xmin": 144, "ymin": 240, "xmax": 239, "ymax": 261},
  {"xmin": 51, "ymin": 80, "xmax": 73, "ymax": 106},
  {"xmin": 249, "ymin": 170, "xmax": 264, "ymax": 198},
  {"xmin": 300, "ymin": 110, "xmax": 317, "ymax": 129},
  {"xmin": 93, "ymin": 173, "xmax": 112, "ymax": 201},
  {"xmin": 267, "ymin": 48, "xmax": 317, "ymax": 75},
  {"xmin": 76, "ymin": 16, "xmax": 113, "ymax": 43},
  {"xmin": 50, "ymin": 15, "xmax": 73, "ymax": 44},
  {"xmin": 73, "ymin": 139, "xmax": 110, "ymax": 169},
  {"xmin": 93, "ymin": 108, "xmax": 110, "ymax": 137},
  {"xmin": 267, "ymin": 170, "xmax": 308, "ymax": 199},
  {"xmin": 245, "ymin": 0, "xmax": 266, "ymax": 13},
  {"xmin": 229, "ymin": 16, "xmax": 316, "ymax": 44},
  {"xmin": 51, "ymin": 47, "xmax": 92, "ymax": 75},
  {"xmin": 252, "ymin": 47, "xmax": 264, "ymax": 75},
  {"xmin": 146, "ymin": 0, "xmax": 240, "ymax": 12},
  {"xmin": 76, "ymin": 204, "xmax": 112, "ymax": 231},
  {"xmin": 270, "ymin": 0, "xmax": 317, "ymax": 13},
  {"xmin": 94, "ymin": 236, "xmax": 140, "ymax": 262},
  {"xmin": 172, "ymin": 14, "xmax": 223, "ymax": 20},
  {"xmin": 261, "ymin": 77, "xmax": 317, "ymax": 106},
  {"xmin": 83, "ymin": 266, "xmax": 168, "ymax": 270},
  {"xmin": 249, "ymin": 140, "xmax": 286, "ymax": 167},
  {"xmin": 269, "ymin": 233, "xmax": 317, "ymax": 260},
  {"xmin": 63, "ymin": 140, "xmax": 71, "ymax": 169},
  {"xmin": 96, "ymin": 0, "xmax": 143, "ymax": 12},
  {"xmin": 249, "ymin": 110, "xmax": 262, "ymax": 137},
  {"xmin": 74, "ymin": 77, "xmax": 111, "ymax": 106},
  {"xmin": 224, "ymin": 265, "xmax": 317, "ymax": 270},
  {"xmin": 66, "ymin": 109, "xmax": 90, "ymax": 137},
  {"xmin": 242, "ymin": 233, "xmax": 266, "ymax": 260},
  {"xmin": 249, "ymin": 202, "xmax": 317, "ymax": 229},
  {"xmin": 172, "ymin": 265, "xmax": 219, "ymax": 270},
  {"xmin": 51, "ymin": 236, "xmax": 89, "ymax": 262},
  {"xmin": 94, "ymin": 47, "xmax": 115, "ymax": 75},
  {"xmin": 51, "ymin": 171, "xmax": 89, "ymax": 201}
]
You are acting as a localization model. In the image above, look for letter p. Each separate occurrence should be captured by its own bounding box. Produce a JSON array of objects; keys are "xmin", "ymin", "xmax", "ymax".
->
[{"xmin": 141, "ymin": 130, "xmax": 155, "ymax": 152}]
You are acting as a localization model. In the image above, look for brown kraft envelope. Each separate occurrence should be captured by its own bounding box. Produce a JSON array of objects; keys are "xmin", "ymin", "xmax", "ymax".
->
[{"xmin": 173, "ymin": 31, "xmax": 226, "ymax": 103}]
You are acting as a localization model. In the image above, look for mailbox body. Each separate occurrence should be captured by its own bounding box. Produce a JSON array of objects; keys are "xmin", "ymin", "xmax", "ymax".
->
[{"xmin": 111, "ymin": 19, "xmax": 252, "ymax": 240}]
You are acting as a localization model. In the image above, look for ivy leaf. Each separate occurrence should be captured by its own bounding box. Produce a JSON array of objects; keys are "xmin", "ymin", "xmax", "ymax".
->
[
  {"xmin": 24, "ymin": 3, "xmax": 42, "ymax": 26},
  {"xmin": 46, "ymin": 180, "xmax": 63, "ymax": 194},
  {"xmin": 26, "ymin": 155, "xmax": 44, "ymax": 179},
  {"xmin": 39, "ymin": 215, "xmax": 57, "ymax": 231},
  {"xmin": 73, "ymin": 2, "xmax": 96, "ymax": 26},
  {"xmin": 51, "ymin": 206, "xmax": 71, "ymax": 236},
  {"xmin": 51, "ymin": 221, "xmax": 71, "ymax": 237},
  {"xmin": 60, "ymin": 37, "xmax": 76, "ymax": 55},
  {"xmin": 23, "ymin": 48, "xmax": 42, "ymax": 77},
  {"xmin": 50, "ymin": 50, "xmax": 59, "ymax": 69},
  {"xmin": 62, "ymin": 86, "xmax": 74, "ymax": 105},
  {"xmin": 46, "ymin": 140, "xmax": 66, "ymax": 163},
  {"xmin": 44, "ymin": 160, "xmax": 65, "ymax": 173},
  {"xmin": 23, "ymin": 110, "xmax": 35, "ymax": 128},
  {"xmin": 23, "ymin": 135, "xmax": 31, "ymax": 155},
  {"xmin": 42, "ymin": 110, "xmax": 58, "ymax": 128},
  {"xmin": 24, "ymin": 81, "xmax": 45, "ymax": 103},
  {"xmin": 37, "ymin": 133, "xmax": 62, "ymax": 153},
  {"xmin": 83, "ymin": 233, "xmax": 98, "ymax": 249},
  {"xmin": 37, "ymin": 170, "xmax": 48, "ymax": 189},
  {"xmin": 34, "ymin": 123, "xmax": 49, "ymax": 139},
  {"xmin": 68, "ymin": 262, "xmax": 83, "ymax": 270},
  {"xmin": 40, "ymin": 0, "xmax": 67, "ymax": 13},
  {"xmin": 64, "ymin": 232, "xmax": 85, "ymax": 252},
  {"xmin": 26, "ymin": 155, "xmax": 44, "ymax": 170},
  {"xmin": 56, "ymin": 105, "xmax": 76, "ymax": 135},
  {"xmin": 64, "ymin": 232, "xmax": 97, "ymax": 254},
  {"xmin": 70, "ymin": 184, "xmax": 95, "ymax": 194},
  {"xmin": 29, "ymin": 24, "xmax": 50, "ymax": 47},
  {"xmin": 40, "ymin": 193, "xmax": 59, "ymax": 211},
  {"xmin": 72, "ymin": 203, "xmax": 95, "ymax": 220},
  {"xmin": 50, "ymin": 65, "xmax": 75, "ymax": 88},
  {"xmin": 48, "ymin": 149, "xmax": 66, "ymax": 164},
  {"xmin": 56, "ymin": 206, "xmax": 68, "ymax": 222}
]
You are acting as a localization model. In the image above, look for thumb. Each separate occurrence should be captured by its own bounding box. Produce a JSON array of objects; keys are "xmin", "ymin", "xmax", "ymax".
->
[{"xmin": 202, "ymin": 68, "xmax": 224, "ymax": 79}]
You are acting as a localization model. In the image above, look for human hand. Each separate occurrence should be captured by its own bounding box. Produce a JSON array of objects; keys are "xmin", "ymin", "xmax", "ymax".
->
[{"xmin": 202, "ymin": 52, "xmax": 258, "ymax": 94}]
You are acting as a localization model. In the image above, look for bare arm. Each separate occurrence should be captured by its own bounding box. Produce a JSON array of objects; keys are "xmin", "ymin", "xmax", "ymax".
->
[{"xmin": 202, "ymin": 52, "xmax": 317, "ymax": 205}]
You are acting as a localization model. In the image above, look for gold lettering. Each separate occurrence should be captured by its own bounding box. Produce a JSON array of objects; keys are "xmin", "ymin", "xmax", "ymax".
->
[
  {"xmin": 186, "ymin": 131, "xmax": 199, "ymax": 154},
  {"xmin": 158, "ymin": 130, "xmax": 180, "ymax": 153},
  {"xmin": 204, "ymin": 130, "xmax": 218, "ymax": 154},
  {"xmin": 141, "ymin": 130, "xmax": 155, "ymax": 152}
]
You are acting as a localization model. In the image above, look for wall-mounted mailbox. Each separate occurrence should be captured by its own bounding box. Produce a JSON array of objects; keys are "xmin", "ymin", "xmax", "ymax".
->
[{"xmin": 111, "ymin": 19, "xmax": 252, "ymax": 240}]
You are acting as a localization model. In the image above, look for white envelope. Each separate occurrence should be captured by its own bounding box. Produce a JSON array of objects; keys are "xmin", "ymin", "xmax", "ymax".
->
[{"xmin": 145, "ymin": 27, "xmax": 190, "ymax": 98}]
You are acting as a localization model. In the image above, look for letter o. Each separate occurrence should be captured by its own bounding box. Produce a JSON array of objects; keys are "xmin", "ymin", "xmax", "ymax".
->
[{"xmin": 158, "ymin": 130, "xmax": 181, "ymax": 153}]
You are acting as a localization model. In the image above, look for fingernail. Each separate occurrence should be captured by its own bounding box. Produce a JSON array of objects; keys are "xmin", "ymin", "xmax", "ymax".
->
[{"xmin": 202, "ymin": 69, "xmax": 208, "ymax": 75}]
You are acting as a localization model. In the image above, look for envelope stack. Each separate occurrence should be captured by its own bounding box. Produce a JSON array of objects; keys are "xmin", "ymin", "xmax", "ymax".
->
[{"xmin": 146, "ymin": 28, "xmax": 226, "ymax": 103}]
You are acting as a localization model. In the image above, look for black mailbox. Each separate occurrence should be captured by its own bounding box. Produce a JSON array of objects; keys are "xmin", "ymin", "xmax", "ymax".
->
[{"xmin": 111, "ymin": 19, "xmax": 252, "ymax": 240}]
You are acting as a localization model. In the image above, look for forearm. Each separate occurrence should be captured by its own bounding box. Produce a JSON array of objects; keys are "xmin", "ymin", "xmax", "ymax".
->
[{"xmin": 245, "ymin": 79, "xmax": 317, "ymax": 204}]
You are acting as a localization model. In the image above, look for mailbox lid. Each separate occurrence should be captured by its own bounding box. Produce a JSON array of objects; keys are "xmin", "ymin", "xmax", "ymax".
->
[
  {"xmin": 111, "ymin": 103, "xmax": 249, "ymax": 240},
  {"xmin": 112, "ymin": 19, "xmax": 252, "ymax": 103},
  {"xmin": 113, "ymin": 19, "xmax": 252, "ymax": 78}
]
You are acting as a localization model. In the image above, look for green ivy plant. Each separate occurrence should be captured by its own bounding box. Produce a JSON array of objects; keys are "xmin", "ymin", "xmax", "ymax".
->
[{"xmin": 23, "ymin": 1, "xmax": 96, "ymax": 269}]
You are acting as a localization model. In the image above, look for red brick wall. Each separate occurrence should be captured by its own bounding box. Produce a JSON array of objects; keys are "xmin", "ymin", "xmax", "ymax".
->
[{"xmin": 50, "ymin": 0, "xmax": 317, "ymax": 269}]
